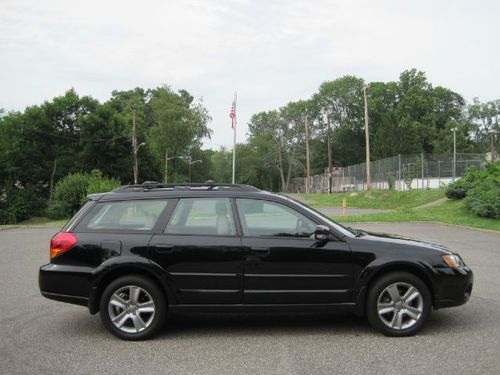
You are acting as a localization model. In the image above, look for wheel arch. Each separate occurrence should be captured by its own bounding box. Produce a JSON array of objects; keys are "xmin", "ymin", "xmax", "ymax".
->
[
  {"xmin": 354, "ymin": 261, "xmax": 436, "ymax": 317},
  {"xmin": 89, "ymin": 261, "xmax": 174, "ymax": 314}
]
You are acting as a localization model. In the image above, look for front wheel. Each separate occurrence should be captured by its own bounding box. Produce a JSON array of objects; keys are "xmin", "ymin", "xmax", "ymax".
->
[
  {"xmin": 366, "ymin": 272, "xmax": 431, "ymax": 337},
  {"xmin": 99, "ymin": 275, "xmax": 166, "ymax": 340}
]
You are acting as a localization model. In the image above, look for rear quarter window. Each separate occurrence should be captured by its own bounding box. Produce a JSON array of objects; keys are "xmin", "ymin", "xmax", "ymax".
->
[
  {"xmin": 62, "ymin": 201, "xmax": 95, "ymax": 231},
  {"xmin": 77, "ymin": 199, "xmax": 170, "ymax": 232}
]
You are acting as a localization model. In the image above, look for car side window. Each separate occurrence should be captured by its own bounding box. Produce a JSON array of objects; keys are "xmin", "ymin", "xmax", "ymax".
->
[
  {"xmin": 164, "ymin": 198, "xmax": 236, "ymax": 236},
  {"xmin": 236, "ymin": 199, "xmax": 316, "ymax": 238},
  {"xmin": 83, "ymin": 200, "xmax": 169, "ymax": 231}
]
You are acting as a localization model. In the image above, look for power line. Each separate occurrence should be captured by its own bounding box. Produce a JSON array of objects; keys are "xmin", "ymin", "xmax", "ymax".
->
[{"xmin": 30, "ymin": 129, "xmax": 129, "ymax": 143}]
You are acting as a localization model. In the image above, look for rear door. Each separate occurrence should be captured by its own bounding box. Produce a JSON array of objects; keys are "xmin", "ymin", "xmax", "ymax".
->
[{"xmin": 148, "ymin": 197, "xmax": 245, "ymax": 305}]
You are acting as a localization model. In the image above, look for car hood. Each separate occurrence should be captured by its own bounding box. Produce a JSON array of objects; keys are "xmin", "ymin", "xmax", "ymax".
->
[{"xmin": 354, "ymin": 230, "xmax": 455, "ymax": 255}]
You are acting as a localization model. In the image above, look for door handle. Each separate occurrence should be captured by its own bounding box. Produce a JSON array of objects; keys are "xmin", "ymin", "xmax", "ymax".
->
[
  {"xmin": 252, "ymin": 247, "xmax": 271, "ymax": 256},
  {"xmin": 155, "ymin": 244, "xmax": 174, "ymax": 254}
]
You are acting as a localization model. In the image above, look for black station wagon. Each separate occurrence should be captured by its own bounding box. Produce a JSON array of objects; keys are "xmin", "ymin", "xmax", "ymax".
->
[{"xmin": 39, "ymin": 181, "xmax": 473, "ymax": 340}]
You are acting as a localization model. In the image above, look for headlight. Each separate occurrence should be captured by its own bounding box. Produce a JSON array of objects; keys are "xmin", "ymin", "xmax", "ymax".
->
[{"xmin": 442, "ymin": 254, "xmax": 465, "ymax": 268}]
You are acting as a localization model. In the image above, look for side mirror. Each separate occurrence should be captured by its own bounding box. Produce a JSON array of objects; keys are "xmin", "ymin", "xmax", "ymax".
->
[{"xmin": 314, "ymin": 225, "xmax": 330, "ymax": 241}]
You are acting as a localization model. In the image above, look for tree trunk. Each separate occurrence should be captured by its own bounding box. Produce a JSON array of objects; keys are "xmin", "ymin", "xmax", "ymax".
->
[{"xmin": 48, "ymin": 158, "xmax": 57, "ymax": 207}]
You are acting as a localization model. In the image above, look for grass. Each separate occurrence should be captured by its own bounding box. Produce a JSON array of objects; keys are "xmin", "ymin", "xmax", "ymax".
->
[
  {"xmin": 334, "ymin": 200, "xmax": 500, "ymax": 231},
  {"xmin": 301, "ymin": 189, "xmax": 500, "ymax": 232},
  {"xmin": 0, "ymin": 216, "xmax": 67, "ymax": 229},
  {"xmin": 304, "ymin": 189, "xmax": 446, "ymax": 210}
]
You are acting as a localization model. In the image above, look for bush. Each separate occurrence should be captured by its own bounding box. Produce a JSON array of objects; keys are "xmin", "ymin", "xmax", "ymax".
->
[
  {"xmin": 84, "ymin": 170, "xmax": 120, "ymax": 202},
  {"xmin": 463, "ymin": 163, "xmax": 500, "ymax": 219},
  {"xmin": 387, "ymin": 175, "xmax": 396, "ymax": 190},
  {"xmin": 446, "ymin": 163, "xmax": 499, "ymax": 219},
  {"xmin": 0, "ymin": 184, "xmax": 45, "ymax": 224},
  {"xmin": 445, "ymin": 166, "xmax": 481, "ymax": 199},
  {"xmin": 47, "ymin": 170, "xmax": 120, "ymax": 219}
]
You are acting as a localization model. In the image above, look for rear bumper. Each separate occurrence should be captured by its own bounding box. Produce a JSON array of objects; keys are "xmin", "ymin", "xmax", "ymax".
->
[
  {"xmin": 433, "ymin": 266, "xmax": 473, "ymax": 309},
  {"xmin": 39, "ymin": 263, "xmax": 93, "ymax": 308}
]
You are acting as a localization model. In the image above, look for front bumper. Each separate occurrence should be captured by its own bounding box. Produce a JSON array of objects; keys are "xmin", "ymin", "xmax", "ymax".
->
[
  {"xmin": 39, "ymin": 263, "xmax": 93, "ymax": 307},
  {"xmin": 433, "ymin": 266, "xmax": 473, "ymax": 309}
]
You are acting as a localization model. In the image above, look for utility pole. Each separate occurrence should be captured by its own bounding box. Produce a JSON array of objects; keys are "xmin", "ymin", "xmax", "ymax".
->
[
  {"xmin": 231, "ymin": 92, "xmax": 237, "ymax": 184},
  {"xmin": 327, "ymin": 113, "xmax": 333, "ymax": 194},
  {"xmin": 363, "ymin": 85, "xmax": 371, "ymax": 191},
  {"xmin": 164, "ymin": 150, "xmax": 180, "ymax": 184},
  {"xmin": 490, "ymin": 129, "xmax": 497, "ymax": 161},
  {"xmin": 452, "ymin": 128, "xmax": 457, "ymax": 181},
  {"xmin": 132, "ymin": 108, "xmax": 138, "ymax": 184},
  {"xmin": 305, "ymin": 114, "xmax": 310, "ymax": 194}
]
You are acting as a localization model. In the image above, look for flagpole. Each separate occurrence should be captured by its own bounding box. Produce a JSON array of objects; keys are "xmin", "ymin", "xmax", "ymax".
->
[{"xmin": 232, "ymin": 92, "xmax": 237, "ymax": 184}]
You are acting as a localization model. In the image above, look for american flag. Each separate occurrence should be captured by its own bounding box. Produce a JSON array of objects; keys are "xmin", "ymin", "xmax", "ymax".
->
[{"xmin": 230, "ymin": 101, "xmax": 236, "ymax": 129}]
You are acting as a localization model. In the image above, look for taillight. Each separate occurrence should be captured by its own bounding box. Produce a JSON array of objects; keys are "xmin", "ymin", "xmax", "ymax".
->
[{"xmin": 50, "ymin": 231, "xmax": 78, "ymax": 261}]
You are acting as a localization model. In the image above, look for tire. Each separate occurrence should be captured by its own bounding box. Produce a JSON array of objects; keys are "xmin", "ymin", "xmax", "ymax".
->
[
  {"xmin": 366, "ymin": 272, "xmax": 431, "ymax": 337},
  {"xmin": 99, "ymin": 275, "xmax": 166, "ymax": 340}
]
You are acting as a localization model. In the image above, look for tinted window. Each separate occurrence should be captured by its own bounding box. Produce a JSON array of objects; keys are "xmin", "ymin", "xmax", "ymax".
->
[
  {"xmin": 62, "ymin": 201, "xmax": 94, "ymax": 231},
  {"xmin": 236, "ymin": 199, "xmax": 316, "ymax": 238},
  {"xmin": 165, "ymin": 198, "xmax": 236, "ymax": 236},
  {"xmin": 84, "ymin": 200, "xmax": 169, "ymax": 231}
]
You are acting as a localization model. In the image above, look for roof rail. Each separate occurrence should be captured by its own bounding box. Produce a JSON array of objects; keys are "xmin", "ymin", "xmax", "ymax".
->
[{"xmin": 113, "ymin": 180, "xmax": 260, "ymax": 193}]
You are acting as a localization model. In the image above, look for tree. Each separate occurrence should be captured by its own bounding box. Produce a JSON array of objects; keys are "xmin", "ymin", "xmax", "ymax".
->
[
  {"xmin": 369, "ymin": 70, "xmax": 467, "ymax": 158},
  {"xmin": 210, "ymin": 147, "xmax": 233, "ymax": 183},
  {"xmin": 78, "ymin": 103, "xmax": 132, "ymax": 182},
  {"xmin": 247, "ymin": 100, "xmax": 315, "ymax": 191},
  {"xmin": 467, "ymin": 98, "xmax": 500, "ymax": 153},
  {"xmin": 313, "ymin": 76, "xmax": 366, "ymax": 166},
  {"xmin": 146, "ymin": 86, "xmax": 211, "ymax": 182},
  {"xmin": 108, "ymin": 87, "xmax": 159, "ymax": 182}
]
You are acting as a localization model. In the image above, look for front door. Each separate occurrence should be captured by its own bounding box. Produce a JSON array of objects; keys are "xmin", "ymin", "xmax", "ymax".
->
[
  {"xmin": 236, "ymin": 198, "xmax": 353, "ymax": 305},
  {"xmin": 149, "ymin": 197, "xmax": 244, "ymax": 305}
]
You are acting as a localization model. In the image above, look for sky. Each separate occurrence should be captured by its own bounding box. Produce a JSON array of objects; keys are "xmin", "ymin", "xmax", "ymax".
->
[{"xmin": 1, "ymin": 0, "xmax": 499, "ymax": 149}]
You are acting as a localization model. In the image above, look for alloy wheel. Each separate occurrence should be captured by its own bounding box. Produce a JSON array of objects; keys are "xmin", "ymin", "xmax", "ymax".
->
[
  {"xmin": 108, "ymin": 285, "xmax": 156, "ymax": 333},
  {"xmin": 376, "ymin": 282, "xmax": 423, "ymax": 330}
]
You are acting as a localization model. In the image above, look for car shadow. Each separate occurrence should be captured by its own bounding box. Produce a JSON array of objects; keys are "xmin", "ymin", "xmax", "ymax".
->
[
  {"xmin": 56, "ymin": 299, "xmax": 484, "ymax": 340},
  {"xmin": 158, "ymin": 312, "xmax": 373, "ymax": 339}
]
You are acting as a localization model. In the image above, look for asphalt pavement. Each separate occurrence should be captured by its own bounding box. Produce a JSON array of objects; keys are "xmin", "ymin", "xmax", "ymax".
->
[{"xmin": 0, "ymin": 224, "xmax": 499, "ymax": 375}]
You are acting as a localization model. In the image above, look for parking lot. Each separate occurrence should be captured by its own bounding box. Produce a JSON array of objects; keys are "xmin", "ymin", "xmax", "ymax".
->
[{"xmin": 1, "ymin": 223, "xmax": 499, "ymax": 375}]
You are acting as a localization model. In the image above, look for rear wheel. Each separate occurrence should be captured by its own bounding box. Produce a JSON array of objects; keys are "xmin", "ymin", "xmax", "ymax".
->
[
  {"xmin": 99, "ymin": 275, "xmax": 166, "ymax": 340},
  {"xmin": 366, "ymin": 272, "xmax": 431, "ymax": 337}
]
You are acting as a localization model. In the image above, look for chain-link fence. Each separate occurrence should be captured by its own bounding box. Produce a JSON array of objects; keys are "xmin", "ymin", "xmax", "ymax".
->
[{"xmin": 289, "ymin": 153, "xmax": 487, "ymax": 193}]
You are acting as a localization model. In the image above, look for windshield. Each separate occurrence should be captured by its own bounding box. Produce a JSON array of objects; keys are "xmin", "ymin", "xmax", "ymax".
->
[{"xmin": 279, "ymin": 195, "xmax": 355, "ymax": 238}]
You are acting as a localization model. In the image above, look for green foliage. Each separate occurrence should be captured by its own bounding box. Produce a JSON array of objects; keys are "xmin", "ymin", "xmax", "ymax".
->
[
  {"xmin": 467, "ymin": 98, "xmax": 500, "ymax": 153},
  {"xmin": 0, "ymin": 187, "xmax": 28, "ymax": 224},
  {"xmin": 48, "ymin": 172, "xmax": 91, "ymax": 219},
  {"xmin": 445, "ymin": 163, "xmax": 500, "ymax": 219},
  {"xmin": 387, "ymin": 175, "xmax": 396, "ymax": 190},
  {"xmin": 47, "ymin": 170, "xmax": 120, "ymax": 219},
  {"xmin": 85, "ymin": 170, "xmax": 121, "ymax": 200},
  {"xmin": 402, "ymin": 167, "xmax": 413, "ymax": 190},
  {"xmin": 334, "ymin": 199, "xmax": 500, "ymax": 232},
  {"xmin": 146, "ymin": 86, "xmax": 211, "ymax": 180},
  {"xmin": 247, "ymin": 100, "xmax": 317, "ymax": 191},
  {"xmin": 304, "ymin": 189, "xmax": 445, "ymax": 210},
  {"xmin": 0, "ymin": 184, "xmax": 45, "ymax": 224},
  {"xmin": 463, "ymin": 163, "xmax": 500, "ymax": 218},
  {"xmin": 445, "ymin": 166, "xmax": 481, "ymax": 199},
  {"xmin": 0, "ymin": 73, "xmax": 498, "ymax": 219}
]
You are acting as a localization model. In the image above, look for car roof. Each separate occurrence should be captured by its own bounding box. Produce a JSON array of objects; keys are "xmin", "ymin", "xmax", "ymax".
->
[{"xmin": 88, "ymin": 181, "xmax": 281, "ymax": 202}]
